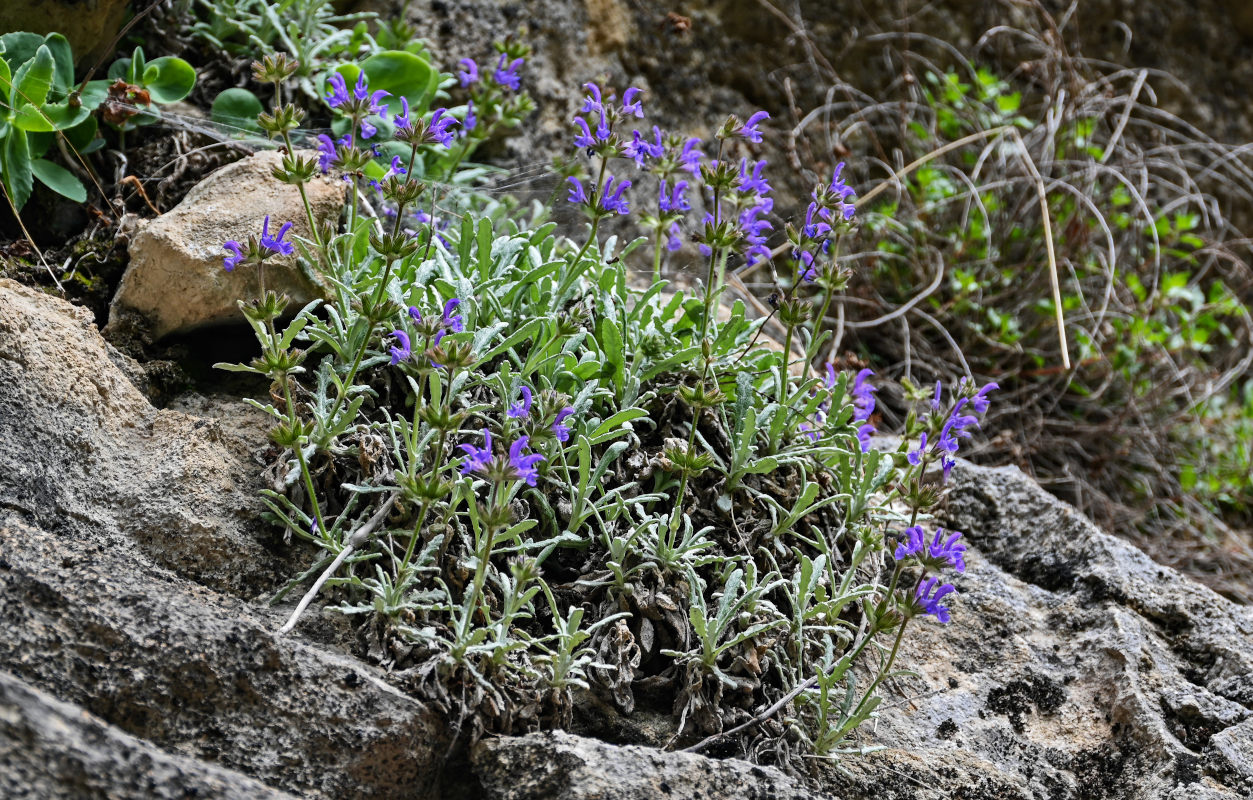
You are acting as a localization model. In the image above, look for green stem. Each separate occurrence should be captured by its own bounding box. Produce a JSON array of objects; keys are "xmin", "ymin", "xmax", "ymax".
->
[
  {"xmin": 652, "ymin": 228, "xmax": 664, "ymax": 286},
  {"xmin": 280, "ymin": 129, "xmax": 321, "ymax": 250},
  {"xmin": 778, "ymin": 323, "xmax": 796, "ymax": 409},
  {"xmin": 571, "ymin": 158, "xmax": 609, "ymax": 266},
  {"xmin": 849, "ymin": 618, "xmax": 909, "ymax": 722}
]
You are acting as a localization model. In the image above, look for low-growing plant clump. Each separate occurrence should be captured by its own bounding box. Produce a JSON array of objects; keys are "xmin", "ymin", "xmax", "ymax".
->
[{"xmin": 208, "ymin": 48, "xmax": 995, "ymax": 762}]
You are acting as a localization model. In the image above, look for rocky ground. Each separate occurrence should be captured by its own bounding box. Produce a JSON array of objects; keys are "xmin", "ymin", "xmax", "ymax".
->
[
  {"xmin": 4, "ymin": 1, "xmax": 1253, "ymax": 797},
  {"xmin": 3, "ymin": 269, "xmax": 1252, "ymax": 797}
]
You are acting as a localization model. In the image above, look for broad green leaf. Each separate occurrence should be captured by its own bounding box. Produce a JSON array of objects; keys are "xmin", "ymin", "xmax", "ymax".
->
[
  {"xmin": 31, "ymin": 157, "xmax": 85, "ymax": 201},
  {"xmin": 0, "ymin": 53, "xmax": 11, "ymax": 109},
  {"xmin": 42, "ymin": 33, "xmax": 73, "ymax": 95},
  {"xmin": 78, "ymin": 80, "xmax": 109, "ymax": 111},
  {"xmin": 142, "ymin": 56, "xmax": 196, "ymax": 104},
  {"xmin": 13, "ymin": 103, "xmax": 54, "ymax": 131},
  {"xmin": 2, "ymin": 130, "xmax": 33, "ymax": 210},
  {"xmin": 15, "ymin": 100, "xmax": 89, "ymax": 131},
  {"xmin": 13, "ymin": 44, "xmax": 54, "ymax": 108},
  {"xmin": 210, "ymin": 88, "xmax": 263, "ymax": 134},
  {"xmin": 0, "ymin": 33, "xmax": 43, "ymax": 74},
  {"xmin": 62, "ymin": 115, "xmax": 99, "ymax": 153},
  {"xmin": 360, "ymin": 50, "xmax": 439, "ymax": 115},
  {"xmin": 597, "ymin": 316, "xmax": 625, "ymax": 390}
]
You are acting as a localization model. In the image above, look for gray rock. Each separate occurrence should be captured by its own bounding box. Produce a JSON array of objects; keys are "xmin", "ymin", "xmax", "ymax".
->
[
  {"xmin": 0, "ymin": 279, "xmax": 450, "ymax": 798},
  {"xmin": 0, "ymin": 278, "xmax": 288, "ymax": 597},
  {"xmin": 0, "ymin": 669, "xmax": 299, "ymax": 800},
  {"xmin": 1210, "ymin": 718, "xmax": 1253, "ymax": 782},
  {"xmin": 819, "ymin": 461, "xmax": 1253, "ymax": 800},
  {"xmin": 472, "ymin": 730, "xmax": 826, "ymax": 800},
  {"xmin": 108, "ymin": 150, "xmax": 344, "ymax": 341}
]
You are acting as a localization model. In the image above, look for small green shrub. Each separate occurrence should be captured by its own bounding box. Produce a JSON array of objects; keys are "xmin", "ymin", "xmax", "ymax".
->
[{"xmin": 215, "ymin": 46, "xmax": 992, "ymax": 762}]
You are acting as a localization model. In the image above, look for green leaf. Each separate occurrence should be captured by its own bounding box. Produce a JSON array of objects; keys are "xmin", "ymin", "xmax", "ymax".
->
[
  {"xmin": 141, "ymin": 56, "xmax": 196, "ymax": 104},
  {"xmin": 0, "ymin": 57, "xmax": 10, "ymax": 110},
  {"xmin": 597, "ymin": 316, "xmax": 625, "ymax": 391},
  {"xmin": 31, "ymin": 158, "xmax": 85, "ymax": 201},
  {"xmin": 61, "ymin": 115, "xmax": 98, "ymax": 153},
  {"xmin": 2, "ymin": 130, "xmax": 33, "ymax": 210},
  {"xmin": 360, "ymin": 50, "xmax": 439, "ymax": 115},
  {"xmin": 16, "ymin": 100, "xmax": 89, "ymax": 131},
  {"xmin": 589, "ymin": 409, "xmax": 648, "ymax": 445},
  {"xmin": 13, "ymin": 44, "xmax": 54, "ymax": 108},
  {"xmin": 41, "ymin": 33, "xmax": 73, "ymax": 95},
  {"xmin": 210, "ymin": 87, "xmax": 264, "ymax": 134},
  {"xmin": 0, "ymin": 33, "xmax": 44, "ymax": 74},
  {"xmin": 78, "ymin": 80, "xmax": 110, "ymax": 111}
]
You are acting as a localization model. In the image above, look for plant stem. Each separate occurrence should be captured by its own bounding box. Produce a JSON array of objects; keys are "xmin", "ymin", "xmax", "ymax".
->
[{"xmin": 571, "ymin": 158, "xmax": 608, "ymax": 266}]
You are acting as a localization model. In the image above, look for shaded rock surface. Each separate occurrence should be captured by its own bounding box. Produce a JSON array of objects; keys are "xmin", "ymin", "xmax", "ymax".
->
[
  {"xmin": 0, "ymin": 669, "xmax": 299, "ymax": 800},
  {"xmin": 820, "ymin": 462, "xmax": 1253, "ymax": 800},
  {"xmin": 107, "ymin": 150, "xmax": 344, "ymax": 341},
  {"xmin": 472, "ymin": 730, "xmax": 824, "ymax": 800}
]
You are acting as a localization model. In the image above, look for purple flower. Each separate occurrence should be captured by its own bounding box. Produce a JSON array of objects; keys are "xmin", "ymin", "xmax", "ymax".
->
[
  {"xmin": 393, "ymin": 97, "xmax": 412, "ymax": 132},
  {"xmin": 325, "ymin": 73, "xmax": 349, "ymax": 108},
  {"xmin": 624, "ymin": 126, "xmax": 664, "ymax": 168},
  {"xmin": 928, "ymin": 528, "xmax": 967, "ymax": 573},
  {"xmin": 856, "ymin": 422, "xmax": 874, "ymax": 453},
  {"xmin": 315, "ymin": 134, "xmax": 336, "ymax": 174},
  {"xmin": 508, "ymin": 436, "xmax": 544, "ymax": 486},
  {"xmin": 367, "ymin": 90, "xmax": 389, "ymax": 115},
  {"xmin": 894, "ymin": 525, "xmax": 926, "ymax": 561},
  {"xmin": 971, "ymin": 381, "xmax": 999, "ymax": 414},
  {"xmin": 665, "ymin": 221, "xmax": 682, "ymax": 251},
  {"xmin": 937, "ymin": 398, "xmax": 978, "ymax": 455},
  {"xmin": 803, "ymin": 202, "xmax": 832, "ymax": 240},
  {"xmin": 567, "ymin": 176, "xmax": 588, "ymax": 205},
  {"xmin": 428, "ymin": 108, "xmax": 458, "ymax": 146},
  {"xmin": 907, "ymin": 432, "xmax": 928, "ymax": 466},
  {"xmin": 737, "ymin": 110, "xmax": 769, "ymax": 143},
  {"xmin": 259, "ymin": 216, "xmax": 295, "ymax": 256},
  {"xmin": 659, "ymin": 179, "xmax": 690, "ymax": 213},
  {"xmin": 408, "ymin": 306, "xmax": 422, "ymax": 323},
  {"xmin": 931, "ymin": 380, "xmax": 943, "ymax": 413},
  {"xmin": 441, "ymin": 298, "xmax": 465, "ymax": 332},
  {"xmin": 458, "ymin": 58, "xmax": 479, "ymax": 87},
  {"xmin": 915, "ymin": 577, "xmax": 956, "ymax": 624},
  {"xmin": 620, "ymin": 87, "xmax": 644, "ymax": 118},
  {"xmin": 388, "ymin": 329, "xmax": 411, "ymax": 365},
  {"xmin": 737, "ymin": 158, "xmax": 771, "ymax": 196},
  {"xmin": 553, "ymin": 407, "xmax": 575, "ymax": 442},
  {"xmin": 827, "ymin": 162, "xmax": 857, "ymax": 220},
  {"xmin": 494, "ymin": 53, "xmax": 523, "ymax": 91},
  {"xmin": 508, "ymin": 385, "xmax": 533, "ymax": 419},
  {"xmin": 895, "ymin": 525, "xmax": 966, "ymax": 573},
  {"xmin": 581, "ymin": 82, "xmax": 605, "ymax": 115},
  {"xmin": 463, "ymin": 99, "xmax": 477, "ymax": 133},
  {"xmin": 851, "ymin": 368, "xmax": 876, "ymax": 422},
  {"xmin": 222, "ymin": 240, "xmax": 244, "ymax": 272},
  {"xmin": 600, "ymin": 176, "xmax": 631, "ymax": 215},
  {"xmin": 573, "ymin": 117, "xmax": 602, "ymax": 149},
  {"xmin": 459, "ymin": 428, "xmax": 494, "ymax": 476},
  {"xmin": 797, "ymin": 250, "xmax": 818, "ymax": 282},
  {"xmin": 679, "ymin": 137, "xmax": 704, "ymax": 176}
]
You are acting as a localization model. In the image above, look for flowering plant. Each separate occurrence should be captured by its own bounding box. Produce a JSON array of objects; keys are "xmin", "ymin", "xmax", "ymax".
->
[{"xmin": 216, "ymin": 44, "xmax": 991, "ymax": 764}]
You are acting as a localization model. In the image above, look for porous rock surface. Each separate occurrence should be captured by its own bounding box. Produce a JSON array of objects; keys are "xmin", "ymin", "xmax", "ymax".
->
[
  {"xmin": 472, "ymin": 730, "xmax": 824, "ymax": 800},
  {"xmin": 107, "ymin": 149, "xmax": 344, "ymax": 341},
  {"xmin": 820, "ymin": 462, "xmax": 1253, "ymax": 800},
  {"xmin": 0, "ymin": 670, "xmax": 299, "ymax": 800}
]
